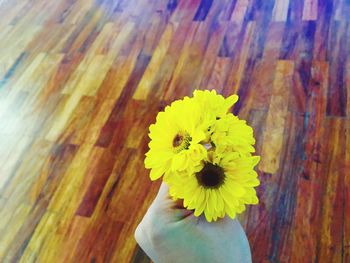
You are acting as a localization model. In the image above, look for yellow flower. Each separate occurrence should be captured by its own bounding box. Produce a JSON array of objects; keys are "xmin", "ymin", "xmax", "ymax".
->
[
  {"xmin": 192, "ymin": 89, "xmax": 238, "ymax": 118},
  {"xmin": 192, "ymin": 89, "xmax": 238, "ymax": 142},
  {"xmin": 145, "ymin": 96, "xmax": 207, "ymax": 181},
  {"xmin": 144, "ymin": 89, "xmax": 261, "ymax": 222},
  {"xmin": 211, "ymin": 113, "xmax": 256, "ymax": 154},
  {"xmin": 166, "ymin": 146, "xmax": 260, "ymax": 222}
]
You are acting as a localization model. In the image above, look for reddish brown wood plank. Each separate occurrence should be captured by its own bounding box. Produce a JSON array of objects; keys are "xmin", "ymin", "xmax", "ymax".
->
[
  {"xmin": 345, "ymin": 118, "xmax": 350, "ymax": 262},
  {"xmin": 289, "ymin": 61, "xmax": 328, "ymax": 262},
  {"xmin": 316, "ymin": 118, "xmax": 346, "ymax": 262}
]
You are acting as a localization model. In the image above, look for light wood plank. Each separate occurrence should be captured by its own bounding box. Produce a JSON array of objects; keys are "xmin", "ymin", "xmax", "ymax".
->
[{"xmin": 259, "ymin": 60, "xmax": 294, "ymax": 174}]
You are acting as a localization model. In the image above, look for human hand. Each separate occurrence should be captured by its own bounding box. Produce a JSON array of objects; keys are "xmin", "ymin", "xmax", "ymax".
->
[{"xmin": 134, "ymin": 182, "xmax": 252, "ymax": 263}]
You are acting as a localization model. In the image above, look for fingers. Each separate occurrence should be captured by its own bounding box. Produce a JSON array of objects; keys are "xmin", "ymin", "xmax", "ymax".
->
[
  {"xmin": 155, "ymin": 182, "xmax": 183, "ymax": 207},
  {"xmin": 155, "ymin": 182, "xmax": 196, "ymax": 221},
  {"xmin": 181, "ymin": 208, "xmax": 195, "ymax": 218},
  {"xmin": 172, "ymin": 198, "xmax": 184, "ymax": 209},
  {"xmin": 179, "ymin": 211, "xmax": 199, "ymax": 224}
]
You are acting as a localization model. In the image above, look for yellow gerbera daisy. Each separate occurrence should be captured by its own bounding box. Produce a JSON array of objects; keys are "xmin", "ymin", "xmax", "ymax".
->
[
  {"xmin": 166, "ymin": 146, "xmax": 260, "ymax": 222},
  {"xmin": 145, "ymin": 96, "xmax": 208, "ymax": 181},
  {"xmin": 192, "ymin": 89, "xmax": 238, "ymax": 142},
  {"xmin": 211, "ymin": 113, "xmax": 256, "ymax": 154},
  {"xmin": 192, "ymin": 89, "xmax": 238, "ymax": 118}
]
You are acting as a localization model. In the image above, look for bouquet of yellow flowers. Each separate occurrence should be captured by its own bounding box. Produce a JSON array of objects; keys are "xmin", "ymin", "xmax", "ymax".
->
[{"xmin": 144, "ymin": 89, "xmax": 260, "ymax": 222}]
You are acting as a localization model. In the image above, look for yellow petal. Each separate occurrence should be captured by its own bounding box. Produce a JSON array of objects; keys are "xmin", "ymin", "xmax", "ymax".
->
[
  {"xmin": 204, "ymin": 207, "xmax": 213, "ymax": 222},
  {"xmin": 251, "ymin": 195, "xmax": 259, "ymax": 204},
  {"xmin": 226, "ymin": 206, "xmax": 236, "ymax": 219},
  {"xmin": 225, "ymin": 94, "xmax": 239, "ymax": 109},
  {"xmin": 149, "ymin": 166, "xmax": 164, "ymax": 180},
  {"xmin": 228, "ymin": 181, "xmax": 246, "ymax": 197},
  {"xmin": 245, "ymin": 178, "xmax": 260, "ymax": 187},
  {"xmin": 216, "ymin": 191, "xmax": 224, "ymax": 212},
  {"xmin": 252, "ymin": 155, "xmax": 261, "ymax": 166},
  {"xmin": 206, "ymin": 190, "xmax": 213, "ymax": 215},
  {"xmin": 211, "ymin": 189, "xmax": 218, "ymax": 211},
  {"xmin": 220, "ymin": 185, "xmax": 238, "ymax": 208},
  {"xmin": 194, "ymin": 198, "xmax": 206, "ymax": 217}
]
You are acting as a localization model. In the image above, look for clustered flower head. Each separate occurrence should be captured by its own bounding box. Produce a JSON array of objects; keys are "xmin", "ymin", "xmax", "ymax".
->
[{"xmin": 144, "ymin": 89, "xmax": 260, "ymax": 222}]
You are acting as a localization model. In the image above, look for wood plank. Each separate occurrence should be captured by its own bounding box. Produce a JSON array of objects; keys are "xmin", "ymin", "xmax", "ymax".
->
[
  {"xmin": 302, "ymin": 0, "xmax": 318, "ymax": 21},
  {"xmin": 345, "ymin": 119, "xmax": 350, "ymax": 262},
  {"xmin": 272, "ymin": 0, "xmax": 290, "ymax": 22},
  {"xmin": 268, "ymin": 111, "xmax": 304, "ymax": 261},
  {"xmin": 316, "ymin": 118, "xmax": 346, "ymax": 262},
  {"xmin": 289, "ymin": 61, "xmax": 328, "ymax": 262},
  {"xmin": 133, "ymin": 22, "xmax": 176, "ymax": 100},
  {"xmin": 326, "ymin": 20, "xmax": 348, "ymax": 117},
  {"xmin": 259, "ymin": 60, "xmax": 294, "ymax": 174},
  {"xmin": 0, "ymin": 135, "xmax": 33, "ymax": 190},
  {"xmin": 225, "ymin": 21, "xmax": 255, "ymax": 94},
  {"xmin": 230, "ymin": 0, "xmax": 249, "ymax": 23},
  {"xmin": 195, "ymin": 20, "xmax": 228, "ymax": 88},
  {"xmin": 346, "ymin": 62, "xmax": 350, "ymax": 117},
  {"xmin": 207, "ymin": 57, "xmax": 231, "ymax": 92},
  {"xmin": 164, "ymin": 21, "xmax": 200, "ymax": 100}
]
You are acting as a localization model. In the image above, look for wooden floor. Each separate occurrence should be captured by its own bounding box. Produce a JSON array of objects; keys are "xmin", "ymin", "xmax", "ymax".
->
[{"xmin": 0, "ymin": 0, "xmax": 349, "ymax": 262}]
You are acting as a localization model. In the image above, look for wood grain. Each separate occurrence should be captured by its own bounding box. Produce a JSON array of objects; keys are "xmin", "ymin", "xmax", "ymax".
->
[
  {"xmin": 0, "ymin": 0, "xmax": 349, "ymax": 262},
  {"xmin": 290, "ymin": 61, "xmax": 328, "ymax": 263},
  {"xmin": 258, "ymin": 60, "xmax": 294, "ymax": 174}
]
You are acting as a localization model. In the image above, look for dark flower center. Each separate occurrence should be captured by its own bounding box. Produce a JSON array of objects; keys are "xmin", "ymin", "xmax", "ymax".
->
[
  {"xmin": 173, "ymin": 134, "xmax": 183, "ymax": 147},
  {"xmin": 196, "ymin": 162, "xmax": 225, "ymax": 189},
  {"xmin": 172, "ymin": 132, "xmax": 192, "ymax": 153}
]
